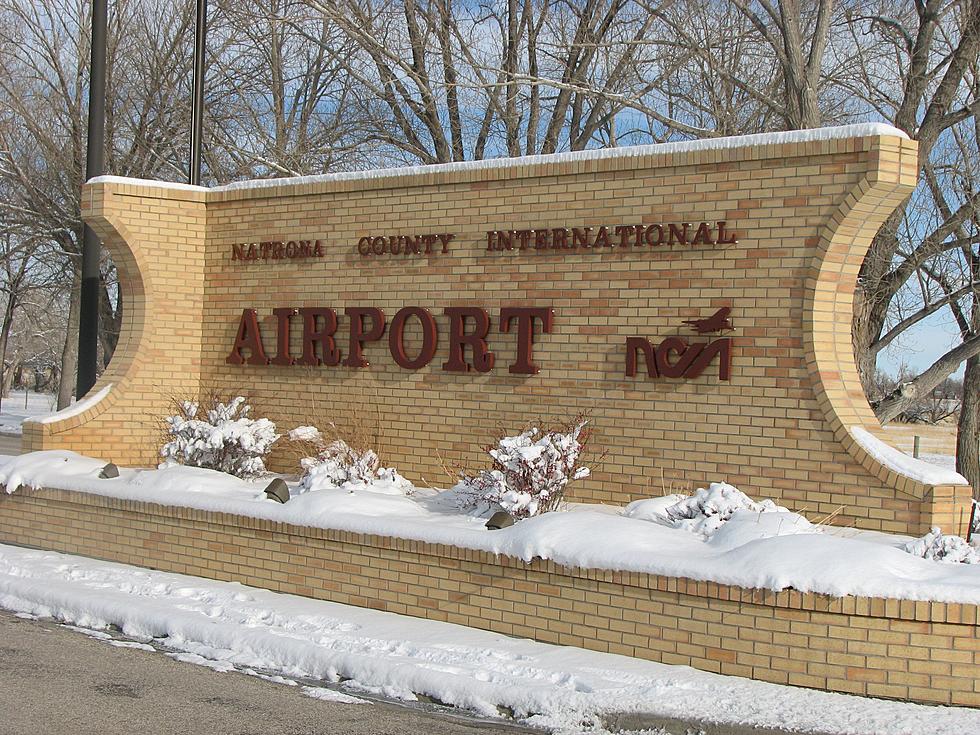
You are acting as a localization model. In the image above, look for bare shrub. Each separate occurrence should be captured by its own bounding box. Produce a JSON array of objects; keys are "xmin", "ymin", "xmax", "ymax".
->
[
  {"xmin": 456, "ymin": 416, "xmax": 593, "ymax": 520},
  {"xmin": 159, "ymin": 390, "xmax": 279, "ymax": 479},
  {"xmin": 288, "ymin": 423, "xmax": 409, "ymax": 493}
]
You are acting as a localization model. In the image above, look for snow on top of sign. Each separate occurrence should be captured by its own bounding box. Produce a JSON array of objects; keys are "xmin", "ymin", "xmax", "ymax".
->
[
  {"xmin": 26, "ymin": 384, "xmax": 112, "ymax": 425},
  {"xmin": 88, "ymin": 123, "xmax": 907, "ymax": 195},
  {"xmin": 86, "ymin": 177, "xmax": 208, "ymax": 193},
  {"xmin": 1, "ymin": 450, "xmax": 978, "ymax": 605},
  {"xmin": 850, "ymin": 426, "xmax": 968, "ymax": 486}
]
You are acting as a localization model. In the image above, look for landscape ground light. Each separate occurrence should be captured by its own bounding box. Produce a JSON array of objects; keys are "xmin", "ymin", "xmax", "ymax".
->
[
  {"xmin": 264, "ymin": 477, "xmax": 289, "ymax": 504},
  {"xmin": 485, "ymin": 511, "xmax": 514, "ymax": 530}
]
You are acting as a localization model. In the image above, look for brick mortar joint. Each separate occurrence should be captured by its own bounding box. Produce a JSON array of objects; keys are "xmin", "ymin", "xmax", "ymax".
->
[{"xmin": 2, "ymin": 485, "xmax": 976, "ymax": 625}]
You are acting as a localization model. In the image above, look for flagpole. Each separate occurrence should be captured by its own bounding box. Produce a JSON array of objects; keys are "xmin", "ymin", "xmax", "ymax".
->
[
  {"xmin": 77, "ymin": 0, "xmax": 107, "ymax": 398},
  {"xmin": 189, "ymin": 0, "xmax": 208, "ymax": 185}
]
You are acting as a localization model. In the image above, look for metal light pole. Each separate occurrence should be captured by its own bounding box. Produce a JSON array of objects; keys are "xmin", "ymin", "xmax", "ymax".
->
[
  {"xmin": 189, "ymin": 0, "xmax": 208, "ymax": 185},
  {"xmin": 77, "ymin": 0, "xmax": 108, "ymax": 399}
]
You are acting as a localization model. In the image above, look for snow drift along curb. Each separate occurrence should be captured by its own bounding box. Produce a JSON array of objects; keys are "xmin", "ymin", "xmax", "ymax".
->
[
  {"xmin": 1, "ymin": 484, "xmax": 978, "ymax": 709},
  {"xmin": 2, "ymin": 543, "xmax": 977, "ymax": 735}
]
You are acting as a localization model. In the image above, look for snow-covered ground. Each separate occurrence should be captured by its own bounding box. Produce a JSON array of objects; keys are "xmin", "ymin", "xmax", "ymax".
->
[
  {"xmin": 851, "ymin": 426, "xmax": 966, "ymax": 485},
  {"xmin": 1, "ymin": 543, "xmax": 977, "ymax": 735},
  {"xmin": 880, "ymin": 424, "xmax": 959, "ymax": 473},
  {"xmin": 0, "ymin": 390, "xmax": 56, "ymax": 435},
  {"xmin": 919, "ymin": 452, "xmax": 957, "ymax": 471},
  {"xmin": 1, "ymin": 451, "xmax": 979, "ymax": 604}
]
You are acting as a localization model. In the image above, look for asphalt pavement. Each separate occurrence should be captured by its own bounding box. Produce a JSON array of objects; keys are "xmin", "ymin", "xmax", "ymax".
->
[
  {"xmin": 0, "ymin": 610, "xmax": 539, "ymax": 735},
  {"xmin": 1, "ymin": 437, "xmax": 537, "ymax": 734}
]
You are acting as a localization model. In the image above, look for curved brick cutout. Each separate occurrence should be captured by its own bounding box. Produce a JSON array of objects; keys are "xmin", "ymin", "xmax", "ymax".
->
[
  {"xmin": 23, "ymin": 182, "xmax": 207, "ymax": 460},
  {"xmin": 30, "ymin": 128, "xmax": 973, "ymax": 536},
  {"xmin": 802, "ymin": 137, "xmax": 973, "ymax": 531}
]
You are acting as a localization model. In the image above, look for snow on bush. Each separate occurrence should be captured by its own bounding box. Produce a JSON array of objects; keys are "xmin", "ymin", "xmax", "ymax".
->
[
  {"xmin": 455, "ymin": 420, "xmax": 591, "ymax": 520},
  {"xmin": 665, "ymin": 482, "xmax": 787, "ymax": 539},
  {"xmin": 623, "ymin": 495, "xmax": 687, "ymax": 523},
  {"xmin": 289, "ymin": 425, "xmax": 411, "ymax": 494},
  {"xmin": 160, "ymin": 396, "xmax": 279, "ymax": 479},
  {"xmin": 288, "ymin": 425, "xmax": 323, "ymax": 443},
  {"xmin": 903, "ymin": 527, "xmax": 980, "ymax": 565}
]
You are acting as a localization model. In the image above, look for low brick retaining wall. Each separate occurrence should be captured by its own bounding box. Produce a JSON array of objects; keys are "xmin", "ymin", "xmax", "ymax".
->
[{"xmin": 1, "ymin": 486, "xmax": 977, "ymax": 707}]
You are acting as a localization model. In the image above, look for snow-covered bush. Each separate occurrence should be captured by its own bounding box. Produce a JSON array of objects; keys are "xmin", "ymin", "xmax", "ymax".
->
[
  {"xmin": 160, "ymin": 396, "xmax": 279, "ymax": 479},
  {"xmin": 665, "ymin": 482, "xmax": 786, "ymax": 539},
  {"xmin": 903, "ymin": 527, "xmax": 980, "ymax": 564},
  {"xmin": 289, "ymin": 425, "xmax": 411, "ymax": 493},
  {"xmin": 456, "ymin": 420, "xmax": 591, "ymax": 520}
]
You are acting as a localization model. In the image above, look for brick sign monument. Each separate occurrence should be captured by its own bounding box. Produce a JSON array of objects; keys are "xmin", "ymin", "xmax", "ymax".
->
[
  {"xmin": 26, "ymin": 124, "xmax": 973, "ymax": 537},
  {"xmin": 7, "ymin": 125, "xmax": 980, "ymax": 707}
]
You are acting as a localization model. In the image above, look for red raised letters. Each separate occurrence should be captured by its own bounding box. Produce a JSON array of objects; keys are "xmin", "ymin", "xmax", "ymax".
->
[
  {"xmin": 442, "ymin": 307, "xmax": 494, "ymax": 373},
  {"xmin": 226, "ymin": 309, "xmax": 269, "ymax": 365},
  {"xmin": 499, "ymin": 307, "xmax": 554, "ymax": 375},
  {"xmin": 343, "ymin": 307, "xmax": 386, "ymax": 367},
  {"xmin": 298, "ymin": 308, "xmax": 340, "ymax": 366},
  {"xmin": 389, "ymin": 307, "xmax": 438, "ymax": 370}
]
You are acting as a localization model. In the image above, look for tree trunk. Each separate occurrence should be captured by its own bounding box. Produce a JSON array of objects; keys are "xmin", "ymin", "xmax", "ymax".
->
[
  {"xmin": 98, "ymin": 275, "xmax": 120, "ymax": 368},
  {"xmin": 0, "ymin": 303, "xmax": 10, "ymax": 413},
  {"xmin": 851, "ymin": 283, "xmax": 878, "ymax": 397},
  {"xmin": 956, "ymin": 354, "xmax": 980, "ymax": 501},
  {"xmin": 57, "ymin": 272, "xmax": 81, "ymax": 410}
]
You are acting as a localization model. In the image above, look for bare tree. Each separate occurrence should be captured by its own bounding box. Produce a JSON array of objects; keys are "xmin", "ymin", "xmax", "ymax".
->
[
  {"xmin": 204, "ymin": 0, "xmax": 368, "ymax": 179},
  {"xmin": 0, "ymin": 0, "xmax": 196, "ymax": 406},
  {"xmin": 287, "ymin": 0, "xmax": 677, "ymax": 162},
  {"xmin": 646, "ymin": 0, "xmax": 980, "ymax": 491},
  {"xmin": 0, "ymin": 230, "xmax": 64, "ymax": 407},
  {"xmin": 845, "ymin": 1, "xmax": 980, "ymax": 415}
]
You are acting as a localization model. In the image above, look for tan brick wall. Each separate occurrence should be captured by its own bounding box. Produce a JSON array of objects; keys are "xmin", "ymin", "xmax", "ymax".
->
[
  {"xmin": 2, "ymin": 487, "xmax": 977, "ymax": 707},
  {"xmin": 23, "ymin": 131, "xmax": 974, "ymax": 536}
]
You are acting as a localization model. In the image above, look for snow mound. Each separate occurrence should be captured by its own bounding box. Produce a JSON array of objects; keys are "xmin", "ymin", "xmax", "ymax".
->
[
  {"xmin": 623, "ymin": 494, "xmax": 686, "ymax": 522},
  {"xmin": 28, "ymin": 384, "xmax": 112, "ymax": 424},
  {"xmin": 2, "ymin": 452, "xmax": 979, "ymax": 604},
  {"xmin": 850, "ymin": 427, "xmax": 968, "ymax": 486},
  {"xmin": 89, "ymin": 123, "xmax": 909, "ymax": 197},
  {"xmin": 129, "ymin": 465, "xmax": 269, "ymax": 502},
  {"xmin": 288, "ymin": 425, "xmax": 323, "ymax": 443},
  {"xmin": 2, "ymin": 543, "xmax": 978, "ymax": 735},
  {"xmin": 0, "ymin": 450, "xmax": 106, "ymax": 493},
  {"xmin": 706, "ymin": 510, "xmax": 818, "ymax": 552},
  {"xmin": 664, "ymin": 482, "xmax": 788, "ymax": 539},
  {"xmin": 301, "ymin": 686, "xmax": 369, "ymax": 705},
  {"xmin": 904, "ymin": 528, "xmax": 980, "ymax": 564}
]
